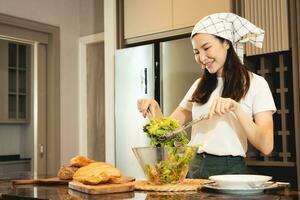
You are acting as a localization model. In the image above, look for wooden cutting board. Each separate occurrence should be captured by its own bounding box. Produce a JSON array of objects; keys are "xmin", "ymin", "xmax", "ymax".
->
[
  {"xmin": 69, "ymin": 176, "xmax": 135, "ymax": 194},
  {"xmin": 12, "ymin": 177, "xmax": 70, "ymax": 185},
  {"xmin": 68, "ymin": 188, "xmax": 135, "ymax": 200}
]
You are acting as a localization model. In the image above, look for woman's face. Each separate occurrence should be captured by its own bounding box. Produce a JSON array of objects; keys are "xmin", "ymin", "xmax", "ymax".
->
[{"xmin": 191, "ymin": 33, "xmax": 229, "ymax": 77}]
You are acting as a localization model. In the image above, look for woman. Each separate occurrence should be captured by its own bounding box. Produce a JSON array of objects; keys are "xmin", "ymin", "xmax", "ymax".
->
[{"xmin": 137, "ymin": 13, "xmax": 276, "ymax": 178}]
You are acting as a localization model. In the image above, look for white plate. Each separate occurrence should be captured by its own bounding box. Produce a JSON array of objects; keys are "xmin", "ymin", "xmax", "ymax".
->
[
  {"xmin": 202, "ymin": 181, "xmax": 278, "ymax": 195},
  {"xmin": 209, "ymin": 174, "xmax": 272, "ymax": 189}
]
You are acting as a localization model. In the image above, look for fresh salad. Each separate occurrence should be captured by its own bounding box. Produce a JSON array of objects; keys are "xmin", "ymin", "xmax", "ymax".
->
[
  {"xmin": 143, "ymin": 117, "xmax": 188, "ymax": 147},
  {"xmin": 142, "ymin": 117, "xmax": 197, "ymax": 184}
]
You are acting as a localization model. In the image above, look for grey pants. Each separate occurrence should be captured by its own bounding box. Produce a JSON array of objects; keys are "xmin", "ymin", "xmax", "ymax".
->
[{"xmin": 187, "ymin": 153, "xmax": 249, "ymax": 179}]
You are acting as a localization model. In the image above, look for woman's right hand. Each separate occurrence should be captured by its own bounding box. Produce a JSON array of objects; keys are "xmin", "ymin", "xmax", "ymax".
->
[{"xmin": 137, "ymin": 99, "xmax": 163, "ymax": 119}]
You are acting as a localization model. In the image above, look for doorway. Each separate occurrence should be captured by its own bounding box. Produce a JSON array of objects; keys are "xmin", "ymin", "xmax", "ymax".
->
[
  {"xmin": 79, "ymin": 33, "xmax": 105, "ymax": 161},
  {"xmin": 0, "ymin": 14, "xmax": 61, "ymax": 177},
  {"xmin": 0, "ymin": 36, "xmax": 46, "ymax": 177}
]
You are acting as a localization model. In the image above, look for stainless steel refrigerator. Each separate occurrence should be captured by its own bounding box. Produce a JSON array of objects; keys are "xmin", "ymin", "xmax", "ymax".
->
[{"xmin": 115, "ymin": 38, "xmax": 201, "ymax": 178}]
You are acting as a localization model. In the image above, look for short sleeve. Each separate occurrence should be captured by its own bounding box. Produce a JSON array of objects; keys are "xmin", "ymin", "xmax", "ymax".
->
[
  {"xmin": 253, "ymin": 77, "xmax": 276, "ymax": 115},
  {"xmin": 179, "ymin": 79, "xmax": 200, "ymax": 111}
]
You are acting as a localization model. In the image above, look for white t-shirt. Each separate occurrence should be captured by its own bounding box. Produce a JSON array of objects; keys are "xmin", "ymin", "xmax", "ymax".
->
[{"xmin": 179, "ymin": 73, "xmax": 276, "ymax": 157}]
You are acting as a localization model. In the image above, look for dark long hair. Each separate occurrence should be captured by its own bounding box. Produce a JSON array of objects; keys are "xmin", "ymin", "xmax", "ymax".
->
[{"xmin": 191, "ymin": 36, "xmax": 250, "ymax": 104}]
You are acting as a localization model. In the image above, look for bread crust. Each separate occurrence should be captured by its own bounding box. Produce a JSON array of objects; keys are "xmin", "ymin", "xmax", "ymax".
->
[{"xmin": 70, "ymin": 155, "xmax": 95, "ymax": 167}]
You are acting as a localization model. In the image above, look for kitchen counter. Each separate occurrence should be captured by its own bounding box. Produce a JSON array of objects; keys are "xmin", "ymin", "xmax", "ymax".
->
[{"xmin": 0, "ymin": 180, "xmax": 299, "ymax": 200}]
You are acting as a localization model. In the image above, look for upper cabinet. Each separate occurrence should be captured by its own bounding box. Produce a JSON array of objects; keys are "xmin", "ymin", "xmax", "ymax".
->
[
  {"xmin": 0, "ymin": 39, "xmax": 31, "ymax": 123},
  {"xmin": 243, "ymin": 0, "xmax": 289, "ymax": 56},
  {"xmin": 124, "ymin": 0, "xmax": 173, "ymax": 39},
  {"xmin": 124, "ymin": 0, "xmax": 232, "ymax": 39},
  {"xmin": 172, "ymin": 0, "xmax": 232, "ymax": 30}
]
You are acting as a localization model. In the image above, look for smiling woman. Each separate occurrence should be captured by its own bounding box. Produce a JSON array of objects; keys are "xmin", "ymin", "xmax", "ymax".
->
[{"xmin": 137, "ymin": 13, "xmax": 276, "ymax": 179}]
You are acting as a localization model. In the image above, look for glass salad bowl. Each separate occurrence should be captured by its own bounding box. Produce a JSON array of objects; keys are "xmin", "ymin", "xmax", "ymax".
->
[{"xmin": 132, "ymin": 146, "xmax": 197, "ymax": 185}]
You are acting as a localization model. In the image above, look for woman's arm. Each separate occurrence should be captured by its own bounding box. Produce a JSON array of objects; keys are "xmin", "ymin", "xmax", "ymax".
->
[
  {"xmin": 234, "ymin": 108, "xmax": 274, "ymax": 155},
  {"xmin": 137, "ymin": 99, "xmax": 192, "ymax": 125},
  {"xmin": 209, "ymin": 97, "xmax": 274, "ymax": 155},
  {"xmin": 170, "ymin": 106, "xmax": 192, "ymax": 125}
]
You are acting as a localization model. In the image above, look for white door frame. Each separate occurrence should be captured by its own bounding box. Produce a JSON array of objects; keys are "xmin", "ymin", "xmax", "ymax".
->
[
  {"xmin": 78, "ymin": 33, "xmax": 104, "ymax": 155},
  {"xmin": 104, "ymin": 0, "xmax": 117, "ymax": 165}
]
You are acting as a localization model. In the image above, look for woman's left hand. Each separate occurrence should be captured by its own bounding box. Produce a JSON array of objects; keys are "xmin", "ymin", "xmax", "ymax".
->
[{"xmin": 209, "ymin": 97, "xmax": 240, "ymax": 118}]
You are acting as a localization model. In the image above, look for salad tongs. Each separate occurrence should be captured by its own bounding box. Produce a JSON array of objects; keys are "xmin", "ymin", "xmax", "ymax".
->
[{"xmin": 158, "ymin": 113, "xmax": 209, "ymax": 142}]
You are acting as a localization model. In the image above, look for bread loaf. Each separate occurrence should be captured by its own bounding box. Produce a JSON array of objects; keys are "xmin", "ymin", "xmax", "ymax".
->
[
  {"xmin": 57, "ymin": 166, "xmax": 78, "ymax": 180},
  {"xmin": 73, "ymin": 162, "xmax": 121, "ymax": 185}
]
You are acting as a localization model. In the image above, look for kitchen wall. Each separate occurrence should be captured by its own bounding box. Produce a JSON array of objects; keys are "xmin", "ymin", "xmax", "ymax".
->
[
  {"xmin": 80, "ymin": 0, "xmax": 104, "ymax": 36},
  {"xmin": 0, "ymin": 0, "xmax": 104, "ymax": 165}
]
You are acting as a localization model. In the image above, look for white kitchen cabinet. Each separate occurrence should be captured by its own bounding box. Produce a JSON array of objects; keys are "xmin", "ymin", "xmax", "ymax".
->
[{"xmin": 124, "ymin": 0, "xmax": 232, "ymax": 39}]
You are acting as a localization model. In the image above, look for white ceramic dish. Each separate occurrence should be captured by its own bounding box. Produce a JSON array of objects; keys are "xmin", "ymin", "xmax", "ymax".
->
[
  {"xmin": 209, "ymin": 174, "xmax": 272, "ymax": 189},
  {"xmin": 202, "ymin": 181, "xmax": 278, "ymax": 195}
]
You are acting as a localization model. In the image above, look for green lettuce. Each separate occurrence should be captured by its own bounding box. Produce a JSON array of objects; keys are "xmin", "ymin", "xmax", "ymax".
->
[{"xmin": 143, "ymin": 117, "xmax": 188, "ymax": 147}]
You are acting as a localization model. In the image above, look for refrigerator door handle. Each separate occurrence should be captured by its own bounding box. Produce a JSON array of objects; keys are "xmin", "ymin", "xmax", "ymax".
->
[{"xmin": 144, "ymin": 68, "xmax": 147, "ymax": 94}]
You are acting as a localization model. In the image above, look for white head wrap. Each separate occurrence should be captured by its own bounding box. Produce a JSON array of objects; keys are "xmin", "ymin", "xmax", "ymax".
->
[{"xmin": 191, "ymin": 13, "xmax": 264, "ymax": 63}]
